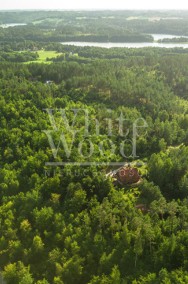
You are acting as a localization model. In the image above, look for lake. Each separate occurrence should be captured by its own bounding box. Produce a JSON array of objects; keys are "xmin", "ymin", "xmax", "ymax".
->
[
  {"xmin": 0, "ymin": 23, "xmax": 27, "ymax": 28},
  {"xmin": 61, "ymin": 34, "xmax": 188, "ymax": 49}
]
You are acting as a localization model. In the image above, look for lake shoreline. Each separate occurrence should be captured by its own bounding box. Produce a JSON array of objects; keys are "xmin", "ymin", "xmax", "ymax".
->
[{"xmin": 61, "ymin": 33, "xmax": 188, "ymax": 48}]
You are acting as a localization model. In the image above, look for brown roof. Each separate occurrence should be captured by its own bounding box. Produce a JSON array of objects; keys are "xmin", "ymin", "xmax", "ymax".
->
[{"xmin": 115, "ymin": 166, "xmax": 140, "ymax": 185}]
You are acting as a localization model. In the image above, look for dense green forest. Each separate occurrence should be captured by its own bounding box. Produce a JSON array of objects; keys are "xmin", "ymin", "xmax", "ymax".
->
[{"xmin": 1, "ymin": 10, "xmax": 188, "ymax": 284}]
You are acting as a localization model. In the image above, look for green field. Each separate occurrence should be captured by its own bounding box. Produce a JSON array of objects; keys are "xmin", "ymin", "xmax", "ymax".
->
[{"xmin": 26, "ymin": 50, "xmax": 63, "ymax": 64}]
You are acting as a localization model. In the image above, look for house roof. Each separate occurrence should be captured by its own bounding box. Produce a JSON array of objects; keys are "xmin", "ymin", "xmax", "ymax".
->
[{"xmin": 114, "ymin": 166, "xmax": 140, "ymax": 185}]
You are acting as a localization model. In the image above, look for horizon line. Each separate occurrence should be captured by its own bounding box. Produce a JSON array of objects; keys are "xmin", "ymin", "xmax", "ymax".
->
[{"xmin": 0, "ymin": 9, "xmax": 188, "ymax": 12}]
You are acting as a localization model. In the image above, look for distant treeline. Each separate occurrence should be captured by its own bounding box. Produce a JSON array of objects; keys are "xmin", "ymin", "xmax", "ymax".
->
[
  {"xmin": 0, "ymin": 25, "xmax": 154, "ymax": 43},
  {"xmin": 158, "ymin": 37, "xmax": 188, "ymax": 43}
]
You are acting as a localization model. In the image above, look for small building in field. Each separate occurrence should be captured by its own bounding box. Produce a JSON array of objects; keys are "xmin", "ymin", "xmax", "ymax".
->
[{"xmin": 114, "ymin": 165, "xmax": 140, "ymax": 185}]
